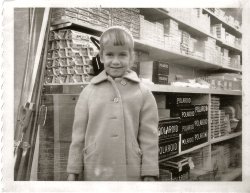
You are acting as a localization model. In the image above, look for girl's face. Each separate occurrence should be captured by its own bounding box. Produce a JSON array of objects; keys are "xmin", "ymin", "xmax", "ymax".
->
[{"xmin": 100, "ymin": 43, "xmax": 133, "ymax": 78}]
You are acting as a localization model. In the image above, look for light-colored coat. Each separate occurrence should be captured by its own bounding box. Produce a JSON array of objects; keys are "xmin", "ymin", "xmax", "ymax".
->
[{"xmin": 67, "ymin": 70, "xmax": 159, "ymax": 181}]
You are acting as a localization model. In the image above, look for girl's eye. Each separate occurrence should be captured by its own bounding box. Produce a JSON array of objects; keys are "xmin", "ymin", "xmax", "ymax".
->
[
  {"xmin": 106, "ymin": 53, "xmax": 113, "ymax": 56},
  {"xmin": 120, "ymin": 53, "xmax": 128, "ymax": 57}
]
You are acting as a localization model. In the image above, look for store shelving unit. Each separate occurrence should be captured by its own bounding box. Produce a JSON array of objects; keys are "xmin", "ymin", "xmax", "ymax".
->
[
  {"xmin": 211, "ymin": 131, "xmax": 242, "ymax": 144},
  {"xmin": 50, "ymin": 21, "xmax": 242, "ymax": 72},
  {"xmin": 203, "ymin": 8, "xmax": 242, "ymax": 36},
  {"xmin": 40, "ymin": 8, "xmax": 242, "ymax": 181}
]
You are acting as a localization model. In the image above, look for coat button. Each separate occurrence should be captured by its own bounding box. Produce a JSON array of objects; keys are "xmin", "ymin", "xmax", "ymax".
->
[
  {"xmin": 121, "ymin": 80, "xmax": 127, "ymax": 86},
  {"xmin": 113, "ymin": 97, "xmax": 119, "ymax": 103}
]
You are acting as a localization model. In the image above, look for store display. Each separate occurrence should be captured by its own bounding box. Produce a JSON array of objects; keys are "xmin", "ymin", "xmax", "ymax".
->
[{"xmin": 24, "ymin": 8, "xmax": 242, "ymax": 181}]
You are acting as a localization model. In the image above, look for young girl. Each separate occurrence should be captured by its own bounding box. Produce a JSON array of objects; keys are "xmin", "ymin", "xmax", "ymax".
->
[{"xmin": 67, "ymin": 26, "xmax": 159, "ymax": 181}]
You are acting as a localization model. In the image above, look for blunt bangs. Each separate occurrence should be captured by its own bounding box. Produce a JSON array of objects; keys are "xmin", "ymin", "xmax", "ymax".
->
[{"xmin": 100, "ymin": 26, "xmax": 134, "ymax": 54}]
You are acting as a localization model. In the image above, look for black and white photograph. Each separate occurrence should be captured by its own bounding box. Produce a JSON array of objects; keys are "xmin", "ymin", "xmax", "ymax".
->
[{"xmin": 1, "ymin": 0, "xmax": 250, "ymax": 192}]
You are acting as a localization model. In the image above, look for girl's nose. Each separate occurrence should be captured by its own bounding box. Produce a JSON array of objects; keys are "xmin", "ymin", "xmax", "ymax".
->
[{"xmin": 111, "ymin": 57, "xmax": 120, "ymax": 65}]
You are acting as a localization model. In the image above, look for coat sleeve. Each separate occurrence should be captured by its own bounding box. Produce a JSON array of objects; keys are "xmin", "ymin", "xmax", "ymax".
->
[
  {"xmin": 67, "ymin": 85, "xmax": 92, "ymax": 174},
  {"xmin": 138, "ymin": 85, "xmax": 159, "ymax": 177}
]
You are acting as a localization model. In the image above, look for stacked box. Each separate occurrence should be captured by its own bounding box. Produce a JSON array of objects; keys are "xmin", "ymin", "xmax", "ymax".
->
[
  {"xmin": 219, "ymin": 110, "xmax": 228, "ymax": 137},
  {"xmin": 194, "ymin": 104, "xmax": 208, "ymax": 117},
  {"xmin": 211, "ymin": 24, "xmax": 226, "ymax": 42},
  {"xmin": 194, "ymin": 104, "xmax": 209, "ymax": 141},
  {"xmin": 158, "ymin": 118, "xmax": 180, "ymax": 160},
  {"xmin": 171, "ymin": 106, "xmax": 195, "ymax": 119},
  {"xmin": 159, "ymin": 156, "xmax": 190, "ymax": 181},
  {"xmin": 139, "ymin": 61, "xmax": 169, "ymax": 85},
  {"xmin": 111, "ymin": 8, "xmax": 141, "ymax": 39},
  {"xmin": 51, "ymin": 8, "xmax": 112, "ymax": 29},
  {"xmin": 166, "ymin": 95, "xmax": 207, "ymax": 151},
  {"xmin": 79, "ymin": 8, "xmax": 111, "ymax": 28},
  {"xmin": 204, "ymin": 37, "xmax": 218, "ymax": 64},
  {"xmin": 193, "ymin": 9, "xmax": 211, "ymax": 34},
  {"xmin": 168, "ymin": 9, "xmax": 210, "ymax": 34},
  {"xmin": 235, "ymin": 37, "xmax": 241, "ymax": 48},
  {"xmin": 206, "ymin": 73, "xmax": 242, "ymax": 91},
  {"xmin": 167, "ymin": 94, "xmax": 192, "ymax": 108},
  {"xmin": 211, "ymin": 96, "xmax": 220, "ymax": 139},
  {"xmin": 180, "ymin": 30, "xmax": 191, "ymax": 55},
  {"xmin": 169, "ymin": 95, "xmax": 194, "ymax": 151},
  {"xmin": 140, "ymin": 15, "xmax": 164, "ymax": 46},
  {"xmin": 162, "ymin": 18, "xmax": 181, "ymax": 52},
  {"xmin": 45, "ymin": 30, "xmax": 97, "ymax": 84},
  {"xmin": 230, "ymin": 54, "xmax": 241, "ymax": 69},
  {"xmin": 193, "ymin": 38, "xmax": 205, "ymax": 59},
  {"xmin": 225, "ymin": 32, "xmax": 235, "ymax": 46},
  {"xmin": 159, "ymin": 137, "xmax": 179, "ymax": 160},
  {"xmin": 158, "ymin": 118, "xmax": 181, "ymax": 141}
]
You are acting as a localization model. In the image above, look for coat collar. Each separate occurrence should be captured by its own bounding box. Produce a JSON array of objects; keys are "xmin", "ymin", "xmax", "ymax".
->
[{"xmin": 91, "ymin": 70, "xmax": 140, "ymax": 84}]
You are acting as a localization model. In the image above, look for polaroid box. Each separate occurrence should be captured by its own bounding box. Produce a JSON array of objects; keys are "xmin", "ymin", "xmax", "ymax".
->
[
  {"xmin": 180, "ymin": 119, "xmax": 195, "ymax": 134},
  {"xmin": 158, "ymin": 118, "xmax": 181, "ymax": 141},
  {"xmin": 194, "ymin": 116, "xmax": 208, "ymax": 131},
  {"xmin": 181, "ymin": 132, "xmax": 195, "ymax": 151},
  {"xmin": 193, "ymin": 128, "xmax": 208, "ymax": 146},
  {"xmin": 140, "ymin": 61, "xmax": 169, "ymax": 85},
  {"xmin": 194, "ymin": 104, "xmax": 208, "ymax": 116},
  {"xmin": 159, "ymin": 137, "xmax": 179, "ymax": 160},
  {"xmin": 166, "ymin": 94, "xmax": 192, "ymax": 108},
  {"xmin": 171, "ymin": 106, "xmax": 195, "ymax": 119}
]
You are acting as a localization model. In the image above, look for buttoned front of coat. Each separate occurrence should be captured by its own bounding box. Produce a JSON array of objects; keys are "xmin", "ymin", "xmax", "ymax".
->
[{"xmin": 67, "ymin": 70, "xmax": 159, "ymax": 181}]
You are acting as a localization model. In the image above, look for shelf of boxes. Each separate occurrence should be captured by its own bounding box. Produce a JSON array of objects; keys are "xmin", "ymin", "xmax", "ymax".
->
[
  {"xmin": 136, "ymin": 39, "xmax": 241, "ymax": 72},
  {"xmin": 49, "ymin": 22, "xmax": 242, "ymax": 73},
  {"xmin": 161, "ymin": 9, "xmax": 241, "ymax": 52},
  {"xmin": 203, "ymin": 8, "xmax": 242, "ymax": 36},
  {"xmin": 211, "ymin": 132, "xmax": 242, "ymax": 144},
  {"xmin": 50, "ymin": 11, "xmax": 242, "ymax": 73},
  {"xmin": 43, "ymin": 83, "xmax": 242, "ymax": 95},
  {"xmin": 159, "ymin": 142, "xmax": 210, "ymax": 163},
  {"xmin": 149, "ymin": 84, "xmax": 242, "ymax": 95}
]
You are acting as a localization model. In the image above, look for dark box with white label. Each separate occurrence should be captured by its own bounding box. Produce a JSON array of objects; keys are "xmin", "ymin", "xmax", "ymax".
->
[
  {"xmin": 194, "ymin": 116, "xmax": 208, "ymax": 131},
  {"xmin": 194, "ymin": 104, "xmax": 208, "ymax": 116},
  {"xmin": 181, "ymin": 127, "xmax": 208, "ymax": 151},
  {"xmin": 159, "ymin": 137, "xmax": 179, "ymax": 160},
  {"xmin": 170, "ymin": 106, "xmax": 195, "ymax": 119},
  {"xmin": 158, "ymin": 118, "xmax": 180, "ymax": 141},
  {"xmin": 140, "ymin": 61, "xmax": 169, "ymax": 85},
  {"xmin": 181, "ymin": 132, "xmax": 195, "ymax": 151},
  {"xmin": 180, "ymin": 119, "xmax": 195, "ymax": 134},
  {"xmin": 193, "ymin": 128, "xmax": 208, "ymax": 146},
  {"xmin": 166, "ymin": 94, "xmax": 192, "ymax": 108}
]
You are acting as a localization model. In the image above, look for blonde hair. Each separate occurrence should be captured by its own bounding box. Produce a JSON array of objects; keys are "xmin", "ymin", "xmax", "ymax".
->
[{"xmin": 99, "ymin": 26, "xmax": 134, "ymax": 56}]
